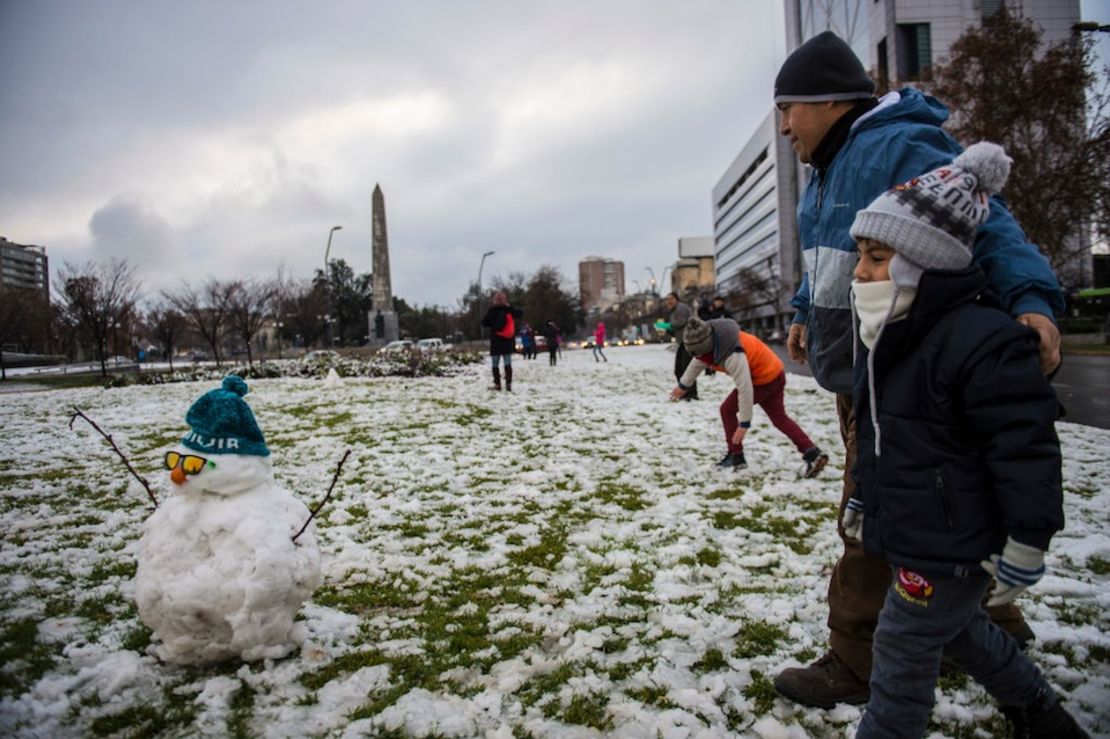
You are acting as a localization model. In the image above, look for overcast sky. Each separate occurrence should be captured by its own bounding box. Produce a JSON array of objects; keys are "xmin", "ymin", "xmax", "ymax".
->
[
  {"xmin": 0, "ymin": 0, "xmax": 787, "ymax": 308},
  {"xmin": 3, "ymin": 1, "xmax": 1106, "ymax": 309}
]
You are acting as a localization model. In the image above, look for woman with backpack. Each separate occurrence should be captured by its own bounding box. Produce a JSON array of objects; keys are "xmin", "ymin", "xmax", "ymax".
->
[{"xmin": 481, "ymin": 291, "xmax": 523, "ymax": 391}]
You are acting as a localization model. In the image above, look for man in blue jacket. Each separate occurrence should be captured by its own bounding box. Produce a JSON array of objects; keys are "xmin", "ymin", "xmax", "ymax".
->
[{"xmin": 769, "ymin": 31, "xmax": 1065, "ymax": 710}]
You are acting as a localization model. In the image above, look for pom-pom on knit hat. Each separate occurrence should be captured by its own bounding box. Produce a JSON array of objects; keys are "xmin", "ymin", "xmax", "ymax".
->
[
  {"xmin": 181, "ymin": 375, "xmax": 270, "ymax": 456},
  {"xmin": 774, "ymin": 31, "xmax": 875, "ymax": 104},
  {"xmin": 850, "ymin": 141, "xmax": 1012, "ymax": 289},
  {"xmin": 683, "ymin": 316, "xmax": 714, "ymax": 357}
]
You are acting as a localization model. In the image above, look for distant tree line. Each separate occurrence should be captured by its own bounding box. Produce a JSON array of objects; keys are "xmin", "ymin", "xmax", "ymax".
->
[{"xmin": 0, "ymin": 256, "xmax": 584, "ymax": 378}]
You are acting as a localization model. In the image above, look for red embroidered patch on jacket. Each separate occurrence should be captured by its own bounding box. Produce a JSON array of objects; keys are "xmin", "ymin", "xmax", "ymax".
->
[{"xmin": 897, "ymin": 568, "xmax": 934, "ymax": 600}]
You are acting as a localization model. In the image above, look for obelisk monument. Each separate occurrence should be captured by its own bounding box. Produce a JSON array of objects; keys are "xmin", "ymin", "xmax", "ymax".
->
[{"xmin": 370, "ymin": 183, "xmax": 399, "ymax": 343}]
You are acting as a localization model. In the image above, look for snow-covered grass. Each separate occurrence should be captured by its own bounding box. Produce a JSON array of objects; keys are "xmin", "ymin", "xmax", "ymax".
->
[{"xmin": 1, "ymin": 345, "xmax": 1107, "ymax": 738}]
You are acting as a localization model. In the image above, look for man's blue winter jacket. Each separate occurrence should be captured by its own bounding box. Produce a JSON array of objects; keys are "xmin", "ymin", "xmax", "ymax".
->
[{"xmin": 790, "ymin": 88, "xmax": 1063, "ymax": 395}]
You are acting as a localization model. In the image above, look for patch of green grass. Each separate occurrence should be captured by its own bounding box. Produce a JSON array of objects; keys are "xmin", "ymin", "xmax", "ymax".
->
[
  {"xmin": 89, "ymin": 558, "xmax": 137, "ymax": 584},
  {"xmin": 227, "ymin": 680, "xmax": 255, "ymax": 739},
  {"xmin": 518, "ymin": 662, "xmax": 578, "ymax": 707},
  {"xmin": 90, "ymin": 683, "xmax": 198, "ymax": 737},
  {"xmin": 455, "ymin": 405, "xmax": 493, "ymax": 426},
  {"xmin": 560, "ymin": 692, "xmax": 612, "ymax": 730},
  {"xmin": 1057, "ymin": 602, "xmax": 1100, "ymax": 628},
  {"xmin": 594, "ymin": 482, "xmax": 649, "ymax": 512},
  {"xmin": 0, "ymin": 618, "xmax": 59, "ymax": 698},
  {"xmin": 743, "ymin": 669, "xmax": 777, "ymax": 715},
  {"xmin": 315, "ymin": 578, "xmax": 419, "ymax": 613},
  {"xmin": 692, "ymin": 647, "xmax": 730, "ymax": 673},
  {"xmin": 619, "ymin": 563, "xmax": 655, "ymax": 608},
  {"xmin": 507, "ymin": 527, "xmax": 567, "ymax": 571},
  {"xmin": 695, "ymin": 547, "xmax": 721, "ymax": 568},
  {"xmin": 120, "ymin": 624, "xmax": 153, "ymax": 653},
  {"xmin": 1038, "ymin": 640, "xmax": 1078, "ymax": 667},
  {"xmin": 626, "ymin": 684, "xmax": 675, "ymax": 709},
  {"xmin": 74, "ymin": 592, "xmax": 129, "ymax": 624},
  {"xmin": 733, "ymin": 620, "xmax": 787, "ymax": 659},
  {"xmin": 1088, "ymin": 556, "xmax": 1110, "ymax": 576},
  {"xmin": 936, "ymin": 670, "xmax": 970, "ymax": 692},
  {"xmin": 607, "ymin": 657, "xmax": 653, "ymax": 682}
]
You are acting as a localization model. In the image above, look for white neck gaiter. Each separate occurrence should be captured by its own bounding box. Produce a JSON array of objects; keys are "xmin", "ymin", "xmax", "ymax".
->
[{"xmin": 851, "ymin": 280, "xmax": 916, "ymax": 349}]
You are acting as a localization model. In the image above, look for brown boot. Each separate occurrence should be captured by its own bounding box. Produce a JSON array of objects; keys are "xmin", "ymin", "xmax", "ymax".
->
[
  {"xmin": 773, "ymin": 650, "xmax": 870, "ymax": 709},
  {"xmin": 505, "ymin": 366, "xmax": 513, "ymax": 392},
  {"xmin": 490, "ymin": 367, "xmax": 502, "ymax": 391}
]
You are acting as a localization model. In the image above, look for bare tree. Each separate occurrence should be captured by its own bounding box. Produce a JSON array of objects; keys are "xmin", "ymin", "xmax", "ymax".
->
[
  {"xmin": 146, "ymin": 301, "xmax": 187, "ymax": 371},
  {"xmin": 919, "ymin": 7, "xmax": 1110, "ymax": 289},
  {"xmin": 55, "ymin": 259, "xmax": 141, "ymax": 377},
  {"xmin": 277, "ymin": 277, "xmax": 327, "ymax": 350},
  {"xmin": 165, "ymin": 279, "xmax": 235, "ymax": 367},
  {"xmin": 226, "ymin": 278, "xmax": 278, "ymax": 367}
]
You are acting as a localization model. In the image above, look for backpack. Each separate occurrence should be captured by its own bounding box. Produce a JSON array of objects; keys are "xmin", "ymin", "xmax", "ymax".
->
[{"xmin": 495, "ymin": 311, "xmax": 515, "ymax": 339}]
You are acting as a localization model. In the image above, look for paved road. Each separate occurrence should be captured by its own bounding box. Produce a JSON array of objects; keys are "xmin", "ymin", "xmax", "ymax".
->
[
  {"xmin": 771, "ymin": 344, "xmax": 1110, "ymax": 430},
  {"xmin": 1051, "ymin": 354, "xmax": 1110, "ymax": 430}
]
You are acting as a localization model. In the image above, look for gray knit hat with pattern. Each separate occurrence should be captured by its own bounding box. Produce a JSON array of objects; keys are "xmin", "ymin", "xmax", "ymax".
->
[
  {"xmin": 682, "ymin": 316, "xmax": 714, "ymax": 357},
  {"xmin": 850, "ymin": 141, "xmax": 1012, "ymax": 289}
]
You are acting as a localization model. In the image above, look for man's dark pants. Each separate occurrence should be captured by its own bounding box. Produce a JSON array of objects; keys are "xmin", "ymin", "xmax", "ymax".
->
[{"xmin": 828, "ymin": 393, "xmax": 1028, "ymax": 682}]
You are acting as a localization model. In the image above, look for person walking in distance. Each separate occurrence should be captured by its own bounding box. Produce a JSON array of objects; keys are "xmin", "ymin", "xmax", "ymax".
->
[
  {"xmin": 542, "ymin": 321, "xmax": 560, "ymax": 367},
  {"xmin": 593, "ymin": 321, "xmax": 608, "ymax": 363},
  {"xmin": 670, "ymin": 316, "xmax": 828, "ymax": 477},
  {"xmin": 481, "ymin": 291, "xmax": 522, "ymax": 392},
  {"xmin": 769, "ymin": 31, "xmax": 1064, "ymax": 708}
]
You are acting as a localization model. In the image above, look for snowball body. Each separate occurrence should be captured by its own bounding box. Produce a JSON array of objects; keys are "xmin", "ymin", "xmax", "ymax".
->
[{"xmin": 135, "ymin": 449, "xmax": 321, "ymax": 664}]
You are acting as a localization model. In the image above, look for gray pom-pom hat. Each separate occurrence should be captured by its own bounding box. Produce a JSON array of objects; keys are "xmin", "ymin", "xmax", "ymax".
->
[{"xmin": 850, "ymin": 141, "xmax": 1012, "ymax": 288}]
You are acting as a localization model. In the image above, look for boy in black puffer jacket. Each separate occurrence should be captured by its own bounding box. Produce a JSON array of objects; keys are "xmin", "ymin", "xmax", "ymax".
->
[{"xmin": 844, "ymin": 143, "xmax": 1087, "ymax": 738}]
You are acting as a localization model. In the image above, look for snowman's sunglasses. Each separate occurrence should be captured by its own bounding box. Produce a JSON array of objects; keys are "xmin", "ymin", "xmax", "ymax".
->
[{"xmin": 164, "ymin": 451, "xmax": 211, "ymax": 475}]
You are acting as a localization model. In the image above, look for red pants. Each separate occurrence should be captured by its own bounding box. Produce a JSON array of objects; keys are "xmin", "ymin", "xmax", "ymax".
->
[{"xmin": 721, "ymin": 371, "xmax": 813, "ymax": 455}]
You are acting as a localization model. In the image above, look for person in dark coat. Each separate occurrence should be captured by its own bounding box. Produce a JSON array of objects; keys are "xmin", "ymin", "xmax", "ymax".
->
[
  {"xmin": 697, "ymin": 295, "xmax": 729, "ymax": 321},
  {"xmin": 541, "ymin": 321, "xmax": 560, "ymax": 366},
  {"xmin": 844, "ymin": 143, "xmax": 1084, "ymax": 738},
  {"xmin": 481, "ymin": 291, "xmax": 522, "ymax": 391},
  {"xmin": 659, "ymin": 292, "xmax": 697, "ymax": 400}
]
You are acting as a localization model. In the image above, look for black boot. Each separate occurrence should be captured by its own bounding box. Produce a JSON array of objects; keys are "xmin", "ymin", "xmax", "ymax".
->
[
  {"xmin": 1002, "ymin": 695, "xmax": 1090, "ymax": 738},
  {"xmin": 491, "ymin": 367, "xmax": 502, "ymax": 391},
  {"xmin": 505, "ymin": 366, "xmax": 513, "ymax": 392}
]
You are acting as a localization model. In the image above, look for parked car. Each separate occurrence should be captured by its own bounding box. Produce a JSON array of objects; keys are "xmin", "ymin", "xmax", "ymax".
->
[
  {"xmin": 379, "ymin": 339, "xmax": 414, "ymax": 354},
  {"xmin": 416, "ymin": 338, "xmax": 444, "ymax": 353}
]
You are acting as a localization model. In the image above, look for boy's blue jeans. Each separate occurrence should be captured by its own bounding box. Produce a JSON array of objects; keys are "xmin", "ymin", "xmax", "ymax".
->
[{"xmin": 857, "ymin": 567, "xmax": 1055, "ymax": 738}]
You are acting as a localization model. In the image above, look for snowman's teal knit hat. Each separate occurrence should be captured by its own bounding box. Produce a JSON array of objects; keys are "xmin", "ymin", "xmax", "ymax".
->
[{"xmin": 181, "ymin": 375, "xmax": 270, "ymax": 456}]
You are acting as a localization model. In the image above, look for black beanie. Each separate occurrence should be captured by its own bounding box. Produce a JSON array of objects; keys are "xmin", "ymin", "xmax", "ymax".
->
[{"xmin": 774, "ymin": 31, "xmax": 875, "ymax": 104}]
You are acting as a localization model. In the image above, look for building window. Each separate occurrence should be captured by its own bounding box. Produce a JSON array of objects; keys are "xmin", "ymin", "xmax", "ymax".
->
[
  {"xmin": 896, "ymin": 23, "xmax": 931, "ymax": 81},
  {"xmin": 981, "ymin": 0, "xmax": 1003, "ymax": 22},
  {"xmin": 877, "ymin": 37, "xmax": 889, "ymax": 90}
]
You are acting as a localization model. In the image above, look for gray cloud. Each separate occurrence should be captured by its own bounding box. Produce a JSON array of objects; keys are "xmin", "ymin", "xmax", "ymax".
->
[{"xmin": 1, "ymin": 0, "xmax": 784, "ymax": 310}]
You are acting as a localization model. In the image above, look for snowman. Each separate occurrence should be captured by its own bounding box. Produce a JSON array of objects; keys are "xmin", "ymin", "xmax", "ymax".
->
[{"xmin": 134, "ymin": 375, "xmax": 322, "ymax": 665}]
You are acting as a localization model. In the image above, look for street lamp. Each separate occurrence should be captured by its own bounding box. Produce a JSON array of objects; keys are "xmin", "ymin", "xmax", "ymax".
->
[
  {"xmin": 276, "ymin": 321, "xmax": 284, "ymax": 359},
  {"xmin": 645, "ymin": 267, "xmax": 657, "ymax": 296},
  {"xmin": 323, "ymin": 225, "xmax": 342, "ymax": 347},
  {"xmin": 1072, "ymin": 21, "xmax": 1110, "ymax": 33},
  {"xmin": 660, "ymin": 265, "xmax": 673, "ymax": 295},
  {"xmin": 477, "ymin": 250, "xmax": 495, "ymax": 339}
]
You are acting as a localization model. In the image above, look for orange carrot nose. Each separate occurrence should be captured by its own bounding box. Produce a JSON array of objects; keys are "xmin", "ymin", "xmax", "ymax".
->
[{"xmin": 170, "ymin": 467, "xmax": 187, "ymax": 485}]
